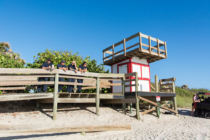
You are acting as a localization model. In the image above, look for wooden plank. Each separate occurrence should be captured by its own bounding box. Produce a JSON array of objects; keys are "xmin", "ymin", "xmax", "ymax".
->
[
  {"xmin": 100, "ymin": 78, "xmax": 122, "ymax": 81},
  {"xmin": 1, "ymin": 124, "xmax": 131, "ymax": 133},
  {"xmin": 0, "ymin": 76, "xmax": 38, "ymax": 81},
  {"xmin": 125, "ymin": 79, "xmax": 136, "ymax": 82},
  {"xmin": 59, "ymin": 75, "xmax": 95, "ymax": 80},
  {"xmin": 0, "ymin": 93, "xmax": 53, "ymax": 101},
  {"xmin": 142, "ymin": 43, "xmax": 149, "ymax": 47},
  {"xmin": 100, "ymin": 94, "xmax": 124, "ymax": 99},
  {"xmin": 99, "ymin": 73, "xmax": 124, "ymax": 78},
  {"xmin": 123, "ymin": 39, "xmax": 126, "ymax": 56},
  {"xmin": 53, "ymin": 73, "xmax": 58, "ymax": 120},
  {"xmin": 0, "ymin": 81, "xmax": 54, "ymax": 86},
  {"xmin": 58, "ymin": 82, "xmax": 95, "ymax": 86},
  {"xmin": 125, "ymin": 72, "xmax": 136, "ymax": 78},
  {"xmin": 58, "ymin": 98, "xmax": 96, "ymax": 103},
  {"xmin": 58, "ymin": 70, "xmax": 100, "ymax": 77},
  {"xmin": 101, "ymin": 99, "xmax": 136, "ymax": 104},
  {"xmin": 140, "ymin": 33, "xmax": 148, "ymax": 39},
  {"xmin": 125, "ymin": 32, "xmax": 139, "ymax": 42},
  {"xmin": 0, "ymin": 86, "xmax": 36, "ymax": 90},
  {"xmin": 141, "ymin": 107, "xmax": 156, "ymax": 115},
  {"xmin": 139, "ymin": 32, "xmax": 142, "ymax": 51},
  {"xmin": 160, "ymin": 83, "xmax": 173, "ymax": 86},
  {"xmin": 0, "ymin": 68, "xmax": 58, "ymax": 74},
  {"xmin": 126, "ymin": 43, "xmax": 139, "ymax": 50},
  {"xmin": 161, "ymin": 88, "xmax": 173, "ymax": 90},
  {"xmin": 160, "ymin": 77, "xmax": 176, "ymax": 82},
  {"xmin": 103, "ymin": 45, "xmax": 112, "ymax": 53},
  {"xmin": 125, "ymin": 84, "xmax": 136, "ymax": 87}
]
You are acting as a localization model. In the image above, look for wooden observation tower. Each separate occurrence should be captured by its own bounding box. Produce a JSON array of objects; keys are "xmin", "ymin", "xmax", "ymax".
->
[{"xmin": 103, "ymin": 32, "xmax": 167, "ymax": 93}]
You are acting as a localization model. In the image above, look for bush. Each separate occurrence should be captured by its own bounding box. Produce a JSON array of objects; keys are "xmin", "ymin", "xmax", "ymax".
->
[
  {"xmin": 0, "ymin": 42, "xmax": 25, "ymax": 68},
  {"xmin": 26, "ymin": 49, "xmax": 111, "ymax": 93}
]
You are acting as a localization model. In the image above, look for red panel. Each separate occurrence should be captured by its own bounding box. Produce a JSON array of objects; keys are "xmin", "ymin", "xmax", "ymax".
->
[{"xmin": 205, "ymin": 93, "xmax": 210, "ymax": 95}]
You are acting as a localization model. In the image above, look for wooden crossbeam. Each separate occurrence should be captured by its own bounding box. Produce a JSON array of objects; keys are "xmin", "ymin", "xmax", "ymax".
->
[
  {"xmin": 141, "ymin": 107, "xmax": 156, "ymax": 115},
  {"xmin": 138, "ymin": 96, "xmax": 178, "ymax": 114},
  {"xmin": 0, "ymin": 124, "xmax": 131, "ymax": 133}
]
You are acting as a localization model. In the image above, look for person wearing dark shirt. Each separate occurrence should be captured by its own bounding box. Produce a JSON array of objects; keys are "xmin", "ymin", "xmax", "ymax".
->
[
  {"xmin": 67, "ymin": 61, "xmax": 78, "ymax": 93},
  {"xmin": 57, "ymin": 60, "xmax": 68, "ymax": 92},
  {"xmin": 37, "ymin": 58, "xmax": 54, "ymax": 92},
  {"xmin": 77, "ymin": 62, "xmax": 87, "ymax": 93}
]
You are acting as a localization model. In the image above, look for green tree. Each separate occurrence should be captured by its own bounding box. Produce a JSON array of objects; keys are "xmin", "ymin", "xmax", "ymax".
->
[
  {"xmin": 0, "ymin": 42, "xmax": 25, "ymax": 68},
  {"xmin": 27, "ymin": 49, "xmax": 110, "ymax": 93}
]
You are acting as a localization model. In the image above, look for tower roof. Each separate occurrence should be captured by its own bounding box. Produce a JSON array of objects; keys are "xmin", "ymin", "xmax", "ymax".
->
[{"xmin": 103, "ymin": 32, "xmax": 167, "ymax": 66}]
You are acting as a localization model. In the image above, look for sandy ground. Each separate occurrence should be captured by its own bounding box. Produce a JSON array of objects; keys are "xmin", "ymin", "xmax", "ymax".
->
[{"xmin": 0, "ymin": 101, "xmax": 210, "ymax": 140}]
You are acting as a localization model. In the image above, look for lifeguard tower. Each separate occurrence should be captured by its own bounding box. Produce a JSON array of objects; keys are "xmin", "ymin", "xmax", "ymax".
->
[{"xmin": 103, "ymin": 32, "xmax": 167, "ymax": 93}]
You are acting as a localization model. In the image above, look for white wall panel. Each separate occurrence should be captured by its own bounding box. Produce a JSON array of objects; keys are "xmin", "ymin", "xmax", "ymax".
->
[
  {"xmin": 131, "ymin": 57, "xmax": 148, "ymax": 65},
  {"xmin": 132, "ymin": 64, "xmax": 141, "ymax": 78},
  {"xmin": 142, "ymin": 66, "xmax": 150, "ymax": 79},
  {"xmin": 132, "ymin": 80, "xmax": 150, "ymax": 92}
]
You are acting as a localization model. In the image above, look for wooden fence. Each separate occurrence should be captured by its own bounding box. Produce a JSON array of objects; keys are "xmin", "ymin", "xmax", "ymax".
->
[{"xmin": 103, "ymin": 32, "xmax": 167, "ymax": 65}]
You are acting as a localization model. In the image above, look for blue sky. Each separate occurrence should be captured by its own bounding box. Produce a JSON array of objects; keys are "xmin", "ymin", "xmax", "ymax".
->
[{"xmin": 0, "ymin": 0, "xmax": 209, "ymax": 89}]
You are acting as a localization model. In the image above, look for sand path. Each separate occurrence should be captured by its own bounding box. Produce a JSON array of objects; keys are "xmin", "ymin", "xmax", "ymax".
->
[{"xmin": 0, "ymin": 102, "xmax": 210, "ymax": 140}]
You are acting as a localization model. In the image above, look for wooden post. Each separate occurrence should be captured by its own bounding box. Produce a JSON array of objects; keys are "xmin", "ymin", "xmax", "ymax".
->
[
  {"xmin": 123, "ymin": 39, "xmax": 126, "ymax": 56},
  {"xmin": 155, "ymin": 75, "xmax": 158, "ymax": 92},
  {"xmin": 155, "ymin": 75, "xmax": 160, "ymax": 118},
  {"xmin": 112, "ymin": 44, "xmax": 115, "ymax": 61},
  {"xmin": 139, "ymin": 32, "xmax": 142, "ymax": 52},
  {"xmin": 148, "ymin": 36, "xmax": 151, "ymax": 54},
  {"xmin": 103, "ymin": 52, "xmax": 105, "ymax": 63},
  {"xmin": 172, "ymin": 80, "xmax": 178, "ymax": 116},
  {"xmin": 164, "ymin": 41, "xmax": 167, "ymax": 58},
  {"xmin": 122, "ymin": 77, "xmax": 126, "ymax": 114},
  {"xmin": 135, "ymin": 72, "xmax": 140, "ymax": 120},
  {"xmin": 130, "ymin": 103, "xmax": 133, "ymax": 114},
  {"xmin": 53, "ymin": 73, "xmax": 59, "ymax": 120},
  {"xmin": 96, "ymin": 77, "xmax": 100, "ymax": 116},
  {"xmin": 157, "ymin": 39, "xmax": 160, "ymax": 56}
]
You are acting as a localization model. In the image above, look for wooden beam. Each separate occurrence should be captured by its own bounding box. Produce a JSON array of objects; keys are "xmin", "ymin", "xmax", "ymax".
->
[
  {"xmin": 112, "ymin": 44, "xmax": 115, "ymax": 61},
  {"xmin": 0, "ymin": 81, "xmax": 54, "ymax": 86},
  {"xmin": 2, "ymin": 124, "xmax": 131, "ymax": 133},
  {"xmin": 99, "ymin": 73, "xmax": 124, "ymax": 78},
  {"xmin": 101, "ymin": 99, "xmax": 136, "ymax": 104},
  {"xmin": 135, "ymin": 72, "xmax": 140, "ymax": 120},
  {"xmin": 58, "ymin": 82, "xmax": 95, "ymax": 86},
  {"xmin": 125, "ymin": 84, "xmax": 136, "ymax": 87},
  {"xmin": 123, "ymin": 39, "xmax": 126, "ymax": 56},
  {"xmin": 0, "ymin": 68, "xmax": 58, "ymax": 74},
  {"xmin": 58, "ymin": 98, "xmax": 96, "ymax": 103},
  {"xmin": 126, "ymin": 43, "xmax": 139, "ymax": 50},
  {"xmin": 0, "ymin": 93, "xmax": 53, "ymax": 101},
  {"xmin": 148, "ymin": 36, "xmax": 151, "ymax": 54},
  {"xmin": 139, "ymin": 32, "xmax": 142, "ymax": 51},
  {"xmin": 124, "ymin": 72, "xmax": 136, "ymax": 78},
  {"xmin": 155, "ymin": 75, "xmax": 158, "ymax": 92},
  {"xmin": 59, "ymin": 75, "xmax": 95, "ymax": 80},
  {"xmin": 164, "ymin": 41, "xmax": 167, "ymax": 58},
  {"xmin": 141, "ymin": 107, "xmax": 156, "ymax": 115},
  {"xmin": 160, "ymin": 77, "xmax": 176, "ymax": 82},
  {"xmin": 0, "ymin": 86, "xmax": 36, "ymax": 90}
]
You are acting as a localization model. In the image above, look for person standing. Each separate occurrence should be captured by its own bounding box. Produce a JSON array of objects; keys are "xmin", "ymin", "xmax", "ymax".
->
[
  {"xmin": 37, "ymin": 58, "xmax": 54, "ymax": 92},
  {"xmin": 57, "ymin": 60, "xmax": 68, "ymax": 92},
  {"xmin": 67, "ymin": 61, "xmax": 78, "ymax": 93},
  {"xmin": 191, "ymin": 93, "xmax": 200, "ymax": 116},
  {"xmin": 77, "ymin": 62, "xmax": 87, "ymax": 93}
]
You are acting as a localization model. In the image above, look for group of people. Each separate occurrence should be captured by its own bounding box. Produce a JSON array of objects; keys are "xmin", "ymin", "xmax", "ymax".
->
[{"xmin": 37, "ymin": 58, "xmax": 87, "ymax": 93}]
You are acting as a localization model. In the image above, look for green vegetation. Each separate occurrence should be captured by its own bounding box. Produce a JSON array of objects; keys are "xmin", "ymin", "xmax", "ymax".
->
[
  {"xmin": 151, "ymin": 82, "xmax": 210, "ymax": 108},
  {"xmin": 0, "ymin": 42, "xmax": 25, "ymax": 68}
]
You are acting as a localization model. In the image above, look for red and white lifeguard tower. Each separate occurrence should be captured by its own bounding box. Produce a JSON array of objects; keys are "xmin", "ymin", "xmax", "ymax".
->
[{"xmin": 102, "ymin": 32, "xmax": 167, "ymax": 93}]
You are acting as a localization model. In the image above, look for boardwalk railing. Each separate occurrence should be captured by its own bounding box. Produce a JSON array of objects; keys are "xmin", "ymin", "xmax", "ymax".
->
[
  {"xmin": 0, "ymin": 68, "xmax": 130, "ymax": 120},
  {"xmin": 103, "ymin": 32, "xmax": 167, "ymax": 65}
]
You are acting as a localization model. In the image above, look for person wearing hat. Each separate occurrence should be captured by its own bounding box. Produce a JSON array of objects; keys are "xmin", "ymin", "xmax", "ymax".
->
[
  {"xmin": 57, "ymin": 60, "xmax": 68, "ymax": 92},
  {"xmin": 37, "ymin": 58, "xmax": 54, "ymax": 92},
  {"xmin": 77, "ymin": 62, "xmax": 87, "ymax": 93},
  {"xmin": 67, "ymin": 61, "xmax": 78, "ymax": 93}
]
